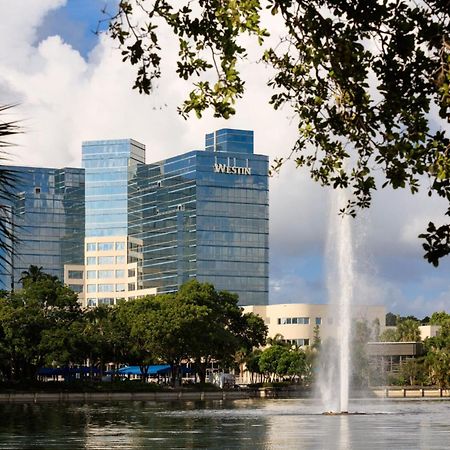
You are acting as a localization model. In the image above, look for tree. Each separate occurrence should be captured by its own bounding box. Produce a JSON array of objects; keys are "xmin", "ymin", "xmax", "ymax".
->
[
  {"xmin": 114, "ymin": 296, "xmax": 160, "ymax": 380},
  {"xmin": 379, "ymin": 328, "xmax": 398, "ymax": 342},
  {"xmin": 173, "ymin": 280, "xmax": 267, "ymax": 384},
  {"xmin": 351, "ymin": 320, "xmax": 372, "ymax": 387},
  {"xmin": 424, "ymin": 318, "xmax": 450, "ymax": 388},
  {"xmin": 0, "ymin": 105, "xmax": 20, "ymax": 274},
  {"xmin": 385, "ymin": 312, "xmax": 398, "ymax": 327},
  {"xmin": 258, "ymin": 344, "xmax": 287, "ymax": 382},
  {"xmin": 19, "ymin": 265, "xmax": 46, "ymax": 287},
  {"xmin": 399, "ymin": 358, "xmax": 426, "ymax": 387},
  {"xmin": 380, "ymin": 317, "xmax": 422, "ymax": 342},
  {"xmin": 429, "ymin": 311, "xmax": 450, "ymax": 326},
  {"xmin": 245, "ymin": 349, "xmax": 263, "ymax": 384},
  {"xmin": 397, "ymin": 318, "xmax": 421, "ymax": 342},
  {"xmin": 0, "ymin": 269, "xmax": 83, "ymax": 381},
  {"xmin": 108, "ymin": 1, "xmax": 450, "ymax": 264}
]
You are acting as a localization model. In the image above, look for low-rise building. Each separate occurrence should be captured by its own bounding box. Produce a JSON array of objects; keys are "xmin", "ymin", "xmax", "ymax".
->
[{"xmin": 243, "ymin": 303, "xmax": 386, "ymax": 346}]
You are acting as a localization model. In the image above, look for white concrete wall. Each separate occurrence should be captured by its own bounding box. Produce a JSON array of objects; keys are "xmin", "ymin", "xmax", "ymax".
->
[{"xmin": 243, "ymin": 303, "xmax": 386, "ymax": 346}]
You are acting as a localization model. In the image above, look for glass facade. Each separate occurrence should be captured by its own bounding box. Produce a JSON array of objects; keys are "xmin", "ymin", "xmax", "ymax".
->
[
  {"xmin": 1, "ymin": 129, "xmax": 268, "ymax": 305},
  {"xmin": 129, "ymin": 128, "xmax": 269, "ymax": 305},
  {"xmin": 0, "ymin": 166, "xmax": 85, "ymax": 290},
  {"xmin": 82, "ymin": 139, "xmax": 144, "ymax": 237}
]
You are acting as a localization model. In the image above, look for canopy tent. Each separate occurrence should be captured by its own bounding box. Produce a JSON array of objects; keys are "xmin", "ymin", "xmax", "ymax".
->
[
  {"xmin": 115, "ymin": 365, "xmax": 171, "ymax": 376},
  {"xmin": 111, "ymin": 365, "xmax": 193, "ymax": 376}
]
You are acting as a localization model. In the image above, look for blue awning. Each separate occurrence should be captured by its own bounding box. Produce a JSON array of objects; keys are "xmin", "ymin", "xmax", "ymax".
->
[
  {"xmin": 113, "ymin": 365, "xmax": 192, "ymax": 376},
  {"xmin": 115, "ymin": 365, "xmax": 171, "ymax": 375}
]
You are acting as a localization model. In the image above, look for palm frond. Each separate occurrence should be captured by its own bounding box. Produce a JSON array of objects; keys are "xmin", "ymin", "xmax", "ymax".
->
[{"xmin": 0, "ymin": 104, "xmax": 21, "ymax": 273}]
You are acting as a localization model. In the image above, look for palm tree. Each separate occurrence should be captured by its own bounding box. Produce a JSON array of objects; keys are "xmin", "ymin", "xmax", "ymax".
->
[
  {"xmin": 397, "ymin": 319, "xmax": 421, "ymax": 342},
  {"xmin": 19, "ymin": 265, "xmax": 45, "ymax": 287},
  {"xmin": 0, "ymin": 104, "xmax": 20, "ymax": 276},
  {"xmin": 266, "ymin": 333, "xmax": 286, "ymax": 346}
]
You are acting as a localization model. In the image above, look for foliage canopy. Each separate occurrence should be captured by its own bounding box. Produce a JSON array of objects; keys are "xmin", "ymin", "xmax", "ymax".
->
[{"xmin": 109, "ymin": 0, "xmax": 450, "ymax": 264}]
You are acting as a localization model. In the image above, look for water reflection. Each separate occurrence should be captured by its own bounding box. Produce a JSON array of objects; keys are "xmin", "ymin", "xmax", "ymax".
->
[{"xmin": 0, "ymin": 399, "xmax": 449, "ymax": 449}]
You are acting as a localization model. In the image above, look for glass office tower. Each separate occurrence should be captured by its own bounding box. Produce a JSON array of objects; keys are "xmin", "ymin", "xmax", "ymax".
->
[
  {"xmin": 72, "ymin": 139, "xmax": 152, "ymax": 307},
  {"xmin": 0, "ymin": 166, "xmax": 84, "ymax": 290},
  {"xmin": 2, "ymin": 129, "xmax": 269, "ymax": 305},
  {"xmin": 129, "ymin": 129, "xmax": 269, "ymax": 305}
]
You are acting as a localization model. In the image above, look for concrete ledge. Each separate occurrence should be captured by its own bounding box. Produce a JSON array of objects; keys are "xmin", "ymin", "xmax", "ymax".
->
[
  {"xmin": 372, "ymin": 388, "xmax": 450, "ymax": 398},
  {"xmin": 0, "ymin": 390, "xmax": 255, "ymax": 404}
]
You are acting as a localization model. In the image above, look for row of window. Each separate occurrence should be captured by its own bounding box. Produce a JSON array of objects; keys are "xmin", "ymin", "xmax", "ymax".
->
[
  {"xmin": 87, "ymin": 298, "xmax": 115, "ymax": 307},
  {"xmin": 68, "ymin": 268, "xmax": 137, "ymax": 280},
  {"xmin": 86, "ymin": 255, "xmax": 126, "ymax": 265},
  {"xmin": 86, "ymin": 293, "xmax": 142, "ymax": 307},
  {"xmin": 86, "ymin": 241, "xmax": 126, "ymax": 252},
  {"xmin": 277, "ymin": 317, "xmax": 322, "ymax": 325},
  {"xmin": 283, "ymin": 339, "xmax": 310, "ymax": 347},
  {"xmin": 86, "ymin": 283, "xmax": 131, "ymax": 293}
]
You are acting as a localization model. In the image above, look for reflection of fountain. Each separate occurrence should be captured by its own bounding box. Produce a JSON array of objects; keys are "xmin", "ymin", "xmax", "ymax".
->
[{"xmin": 319, "ymin": 188, "xmax": 354, "ymax": 413}]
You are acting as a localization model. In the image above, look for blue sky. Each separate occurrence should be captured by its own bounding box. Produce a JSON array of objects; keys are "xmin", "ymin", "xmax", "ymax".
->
[
  {"xmin": 35, "ymin": 1, "xmax": 117, "ymax": 57},
  {"xmin": 1, "ymin": 0, "xmax": 449, "ymax": 318}
]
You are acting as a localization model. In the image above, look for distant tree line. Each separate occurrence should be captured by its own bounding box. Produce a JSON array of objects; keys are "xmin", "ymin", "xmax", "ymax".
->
[
  {"xmin": 1, "ymin": 266, "xmax": 448, "ymax": 389},
  {"xmin": 0, "ymin": 267, "xmax": 267, "ymax": 386}
]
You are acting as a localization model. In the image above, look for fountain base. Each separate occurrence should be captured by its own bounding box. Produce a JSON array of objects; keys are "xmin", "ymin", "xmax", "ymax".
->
[{"xmin": 322, "ymin": 411, "xmax": 366, "ymax": 416}]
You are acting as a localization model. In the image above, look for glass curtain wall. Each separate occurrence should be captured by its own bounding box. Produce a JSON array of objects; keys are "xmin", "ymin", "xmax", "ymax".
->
[
  {"xmin": 0, "ymin": 166, "xmax": 85, "ymax": 290},
  {"xmin": 129, "ymin": 153, "xmax": 197, "ymax": 293},
  {"xmin": 82, "ymin": 139, "xmax": 145, "ymax": 238},
  {"xmin": 130, "ymin": 129, "xmax": 269, "ymax": 306}
]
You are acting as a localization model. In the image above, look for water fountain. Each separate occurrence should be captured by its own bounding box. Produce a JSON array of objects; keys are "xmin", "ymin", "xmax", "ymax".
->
[{"xmin": 319, "ymin": 188, "xmax": 354, "ymax": 414}]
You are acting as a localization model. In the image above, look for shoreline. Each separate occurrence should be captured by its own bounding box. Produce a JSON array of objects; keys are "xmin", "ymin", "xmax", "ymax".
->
[{"xmin": 0, "ymin": 387, "xmax": 448, "ymax": 404}]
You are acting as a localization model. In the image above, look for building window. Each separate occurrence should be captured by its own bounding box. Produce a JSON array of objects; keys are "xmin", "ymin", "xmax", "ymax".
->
[
  {"xmin": 98, "ymin": 284, "xmax": 114, "ymax": 292},
  {"xmin": 98, "ymin": 256, "xmax": 114, "ymax": 265},
  {"xmin": 87, "ymin": 284, "xmax": 97, "ymax": 293},
  {"xmin": 278, "ymin": 317, "xmax": 310, "ymax": 325},
  {"xmin": 98, "ymin": 270, "xmax": 114, "ymax": 279},
  {"xmin": 115, "ymin": 255, "xmax": 126, "ymax": 264},
  {"xmin": 86, "ymin": 257, "xmax": 96, "ymax": 265},
  {"xmin": 315, "ymin": 317, "xmax": 322, "ymax": 325},
  {"xmin": 128, "ymin": 283, "xmax": 136, "ymax": 291},
  {"xmin": 87, "ymin": 270, "xmax": 97, "ymax": 279},
  {"xmin": 115, "ymin": 269, "xmax": 125, "ymax": 278},
  {"xmin": 98, "ymin": 242, "xmax": 114, "ymax": 251},
  {"xmin": 128, "ymin": 269, "xmax": 136, "ymax": 278},
  {"xmin": 87, "ymin": 298, "xmax": 97, "ymax": 307},
  {"xmin": 68, "ymin": 270, "xmax": 83, "ymax": 279},
  {"xmin": 285, "ymin": 338, "xmax": 310, "ymax": 347},
  {"xmin": 86, "ymin": 243, "xmax": 96, "ymax": 252},
  {"xmin": 115, "ymin": 242, "xmax": 125, "ymax": 251},
  {"xmin": 98, "ymin": 298, "xmax": 114, "ymax": 306},
  {"xmin": 69, "ymin": 284, "xmax": 83, "ymax": 293},
  {"xmin": 35, "ymin": 187, "xmax": 41, "ymax": 194},
  {"xmin": 115, "ymin": 283, "xmax": 126, "ymax": 292}
]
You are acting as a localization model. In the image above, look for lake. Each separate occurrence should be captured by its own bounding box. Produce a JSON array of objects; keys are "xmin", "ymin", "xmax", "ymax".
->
[{"xmin": 0, "ymin": 398, "xmax": 449, "ymax": 449}]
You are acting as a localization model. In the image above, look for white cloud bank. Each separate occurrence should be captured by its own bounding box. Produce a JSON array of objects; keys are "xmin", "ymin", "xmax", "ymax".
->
[{"xmin": 1, "ymin": 1, "xmax": 449, "ymax": 316}]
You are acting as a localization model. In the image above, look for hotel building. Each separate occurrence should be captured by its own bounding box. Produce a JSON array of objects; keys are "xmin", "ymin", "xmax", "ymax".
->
[{"xmin": 1, "ymin": 129, "xmax": 269, "ymax": 306}]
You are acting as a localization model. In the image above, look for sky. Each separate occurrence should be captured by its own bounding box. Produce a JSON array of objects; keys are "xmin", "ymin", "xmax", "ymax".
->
[{"xmin": 1, "ymin": 0, "xmax": 449, "ymax": 318}]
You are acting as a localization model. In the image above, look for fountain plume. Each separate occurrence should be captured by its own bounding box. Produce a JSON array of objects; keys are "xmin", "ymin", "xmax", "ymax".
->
[{"xmin": 319, "ymin": 187, "xmax": 354, "ymax": 413}]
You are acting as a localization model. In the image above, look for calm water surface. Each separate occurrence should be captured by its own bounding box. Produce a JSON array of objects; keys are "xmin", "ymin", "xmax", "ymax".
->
[{"xmin": 0, "ymin": 398, "xmax": 449, "ymax": 449}]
